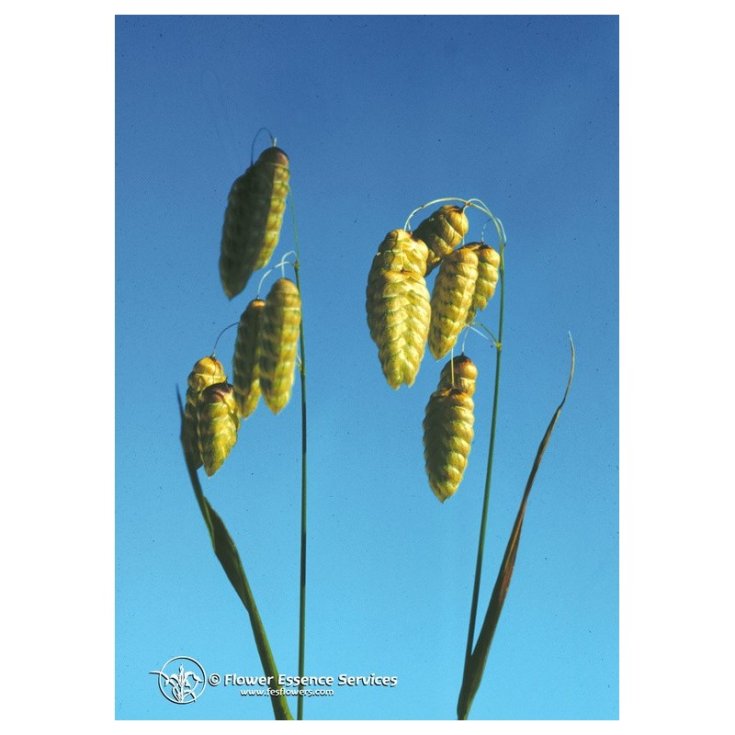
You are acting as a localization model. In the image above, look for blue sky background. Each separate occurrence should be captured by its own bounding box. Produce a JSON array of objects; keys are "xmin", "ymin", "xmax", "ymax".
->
[{"xmin": 116, "ymin": 15, "xmax": 618, "ymax": 720}]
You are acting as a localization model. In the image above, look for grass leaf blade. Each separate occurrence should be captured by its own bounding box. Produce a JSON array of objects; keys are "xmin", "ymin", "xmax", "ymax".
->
[
  {"xmin": 176, "ymin": 388, "xmax": 294, "ymax": 720},
  {"xmin": 457, "ymin": 336, "xmax": 576, "ymax": 719}
]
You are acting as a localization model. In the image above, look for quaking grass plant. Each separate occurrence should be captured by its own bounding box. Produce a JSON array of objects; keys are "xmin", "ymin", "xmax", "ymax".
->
[
  {"xmin": 176, "ymin": 141, "xmax": 573, "ymax": 719},
  {"xmin": 177, "ymin": 129, "xmax": 309, "ymax": 720},
  {"xmin": 366, "ymin": 197, "xmax": 575, "ymax": 718}
]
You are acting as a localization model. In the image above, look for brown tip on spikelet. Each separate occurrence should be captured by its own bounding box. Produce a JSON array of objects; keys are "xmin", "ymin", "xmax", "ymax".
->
[{"xmin": 258, "ymin": 146, "xmax": 289, "ymax": 167}]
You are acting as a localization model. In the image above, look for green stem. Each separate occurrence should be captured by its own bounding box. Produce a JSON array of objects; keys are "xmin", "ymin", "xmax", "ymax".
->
[
  {"xmin": 176, "ymin": 391, "xmax": 293, "ymax": 720},
  {"xmin": 290, "ymin": 197, "xmax": 308, "ymax": 720},
  {"xmin": 296, "ymin": 264, "xmax": 308, "ymax": 721},
  {"xmin": 463, "ymin": 242, "xmax": 506, "ymax": 680}
]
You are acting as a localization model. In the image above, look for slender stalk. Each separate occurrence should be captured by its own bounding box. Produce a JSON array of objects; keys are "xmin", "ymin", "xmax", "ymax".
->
[
  {"xmin": 250, "ymin": 127, "xmax": 276, "ymax": 164},
  {"xmin": 404, "ymin": 196, "xmax": 469, "ymax": 231},
  {"xmin": 290, "ymin": 195, "xmax": 308, "ymax": 720},
  {"xmin": 210, "ymin": 321, "xmax": 239, "ymax": 355},
  {"xmin": 463, "ymin": 241, "xmax": 506, "ymax": 676},
  {"xmin": 176, "ymin": 390, "xmax": 293, "ymax": 720}
]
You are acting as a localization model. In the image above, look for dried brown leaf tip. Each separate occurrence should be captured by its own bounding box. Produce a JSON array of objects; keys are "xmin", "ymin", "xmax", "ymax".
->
[
  {"xmin": 183, "ymin": 356, "xmax": 227, "ymax": 469},
  {"xmin": 197, "ymin": 382, "xmax": 240, "ymax": 477},
  {"xmin": 366, "ymin": 229, "xmax": 431, "ymax": 388},
  {"xmin": 412, "ymin": 205, "xmax": 469, "ymax": 274},
  {"xmin": 219, "ymin": 147, "xmax": 290, "ymax": 299},
  {"xmin": 423, "ymin": 356, "xmax": 477, "ymax": 502},
  {"xmin": 259, "ymin": 278, "xmax": 302, "ymax": 414},
  {"xmin": 233, "ymin": 298, "xmax": 265, "ymax": 418}
]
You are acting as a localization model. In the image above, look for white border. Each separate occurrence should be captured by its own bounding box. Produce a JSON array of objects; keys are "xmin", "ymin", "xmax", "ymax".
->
[{"xmin": 5, "ymin": 1, "xmax": 732, "ymax": 732}]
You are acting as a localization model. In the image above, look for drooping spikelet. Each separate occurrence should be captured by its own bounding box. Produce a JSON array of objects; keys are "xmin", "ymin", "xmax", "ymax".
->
[
  {"xmin": 429, "ymin": 246, "xmax": 479, "ymax": 359},
  {"xmin": 197, "ymin": 383, "xmax": 240, "ymax": 476},
  {"xmin": 438, "ymin": 354, "xmax": 478, "ymax": 397},
  {"xmin": 412, "ymin": 205, "xmax": 469, "ymax": 273},
  {"xmin": 259, "ymin": 278, "xmax": 301, "ymax": 414},
  {"xmin": 366, "ymin": 229, "xmax": 431, "ymax": 388},
  {"xmin": 219, "ymin": 146, "xmax": 290, "ymax": 299},
  {"xmin": 183, "ymin": 356, "xmax": 226, "ymax": 469},
  {"xmin": 463, "ymin": 243, "xmax": 501, "ymax": 323},
  {"xmin": 423, "ymin": 356, "xmax": 477, "ymax": 502},
  {"xmin": 233, "ymin": 299, "xmax": 265, "ymax": 418}
]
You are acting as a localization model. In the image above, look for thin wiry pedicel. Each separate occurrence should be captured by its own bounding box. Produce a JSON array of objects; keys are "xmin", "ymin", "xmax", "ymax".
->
[
  {"xmin": 429, "ymin": 246, "xmax": 480, "ymax": 359},
  {"xmin": 219, "ymin": 147, "xmax": 290, "ymax": 299},
  {"xmin": 366, "ymin": 229, "xmax": 431, "ymax": 388},
  {"xmin": 233, "ymin": 299, "xmax": 265, "ymax": 418},
  {"xmin": 197, "ymin": 382, "xmax": 240, "ymax": 477},
  {"xmin": 183, "ymin": 356, "xmax": 226, "ymax": 469},
  {"xmin": 259, "ymin": 278, "xmax": 302, "ymax": 414},
  {"xmin": 412, "ymin": 205, "xmax": 469, "ymax": 274},
  {"xmin": 423, "ymin": 356, "xmax": 477, "ymax": 502}
]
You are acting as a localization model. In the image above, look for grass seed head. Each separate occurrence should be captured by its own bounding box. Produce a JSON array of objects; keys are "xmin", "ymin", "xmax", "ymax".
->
[
  {"xmin": 424, "ymin": 355, "xmax": 478, "ymax": 501},
  {"xmin": 366, "ymin": 229, "xmax": 431, "ymax": 388},
  {"xmin": 219, "ymin": 146, "xmax": 290, "ymax": 299},
  {"xmin": 233, "ymin": 299, "xmax": 265, "ymax": 418},
  {"xmin": 423, "ymin": 383, "xmax": 476, "ymax": 503},
  {"xmin": 259, "ymin": 278, "xmax": 302, "ymax": 414},
  {"xmin": 464, "ymin": 243, "xmax": 501, "ymax": 323},
  {"xmin": 197, "ymin": 382, "xmax": 240, "ymax": 476},
  {"xmin": 429, "ymin": 246, "xmax": 479, "ymax": 359},
  {"xmin": 412, "ymin": 205, "xmax": 469, "ymax": 274},
  {"xmin": 183, "ymin": 356, "xmax": 226, "ymax": 469}
]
